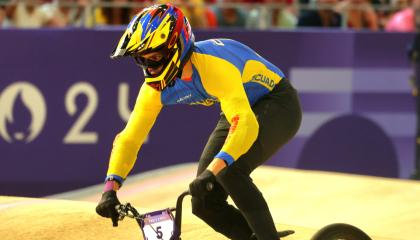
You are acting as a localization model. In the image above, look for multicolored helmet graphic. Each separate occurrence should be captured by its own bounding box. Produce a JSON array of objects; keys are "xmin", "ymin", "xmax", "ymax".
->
[{"xmin": 111, "ymin": 4, "xmax": 195, "ymax": 91}]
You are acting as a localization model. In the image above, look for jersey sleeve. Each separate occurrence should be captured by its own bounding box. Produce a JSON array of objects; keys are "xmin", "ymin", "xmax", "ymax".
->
[
  {"xmin": 194, "ymin": 53, "xmax": 259, "ymax": 165},
  {"xmin": 106, "ymin": 83, "xmax": 163, "ymax": 183}
]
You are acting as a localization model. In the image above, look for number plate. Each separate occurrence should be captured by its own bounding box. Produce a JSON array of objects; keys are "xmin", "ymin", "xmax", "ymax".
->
[{"xmin": 141, "ymin": 209, "xmax": 174, "ymax": 240}]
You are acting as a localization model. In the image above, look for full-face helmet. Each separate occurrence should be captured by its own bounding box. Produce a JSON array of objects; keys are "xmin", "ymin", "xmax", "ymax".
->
[{"xmin": 111, "ymin": 4, "xmax": 195, "ymax": 91}]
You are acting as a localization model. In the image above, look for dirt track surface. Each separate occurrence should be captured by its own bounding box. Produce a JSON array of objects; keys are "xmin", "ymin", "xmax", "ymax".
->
[
  {"xmin": 1, "ymin": 164, "xmax": 419, "ymax": 240},
  {"xmin": 0, "ymin": 196, "xmax": 315, "ymax": 240}
]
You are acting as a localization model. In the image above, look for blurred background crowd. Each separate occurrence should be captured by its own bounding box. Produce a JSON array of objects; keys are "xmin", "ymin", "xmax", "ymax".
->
[{"xmin": 0, "ymin": 0, "xmax": 419, "ymax": 31}]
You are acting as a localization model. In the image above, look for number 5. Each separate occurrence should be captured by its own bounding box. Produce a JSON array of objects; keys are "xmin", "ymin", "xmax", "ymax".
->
[{"xmin": 156, "ymin": 226, "xmax": 163, "ymax": 239}]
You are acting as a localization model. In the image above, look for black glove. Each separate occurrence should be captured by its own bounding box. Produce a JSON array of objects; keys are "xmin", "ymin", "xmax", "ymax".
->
[
  {"xmin": 189, "ymin": 170, "xmax": 216, "ymax": 198},
  {"xmin": 96, "ymin": 190, "xmax": 121, "ymax": 227}
]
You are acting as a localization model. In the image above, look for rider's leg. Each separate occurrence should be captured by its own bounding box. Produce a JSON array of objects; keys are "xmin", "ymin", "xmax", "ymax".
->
[
  {"xmin": 192, "ymin": 116, "xmax": 254, "ymax": 240},
  {"xmin": 192, "ymin": 81, "xmax": 302, "ymax": 240}
]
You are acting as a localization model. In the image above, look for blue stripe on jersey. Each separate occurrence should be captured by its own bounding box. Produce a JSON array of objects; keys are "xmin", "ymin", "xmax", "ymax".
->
[
  {"xmin": 215, "ymin": 151, "xmax": 235, "ymax": 166},
  {"xmin": 161, "ymin": 66, "xmax": 217, "ymax": 105},
  {"xmin": 244, "ymin": 82, "xmax": 271, "ymax": 106},
  {"xmin": 194, "ymin": 39, "xmax": 285, "ymax": 78},
  {"xmin": 105, "ymin": 174, "xmax": 125, "ymax": 184}
]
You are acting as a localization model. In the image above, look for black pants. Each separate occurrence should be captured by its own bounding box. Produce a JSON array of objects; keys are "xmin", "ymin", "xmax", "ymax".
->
[{"xmin": 191, "ymin": 79, "xmax": 302, "ymax": 240}]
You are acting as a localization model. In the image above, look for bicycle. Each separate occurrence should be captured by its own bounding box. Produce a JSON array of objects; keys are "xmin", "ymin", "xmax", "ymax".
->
[{"xmin": 116, "ymin": 190, "xmax": 372, "ymax": 240}]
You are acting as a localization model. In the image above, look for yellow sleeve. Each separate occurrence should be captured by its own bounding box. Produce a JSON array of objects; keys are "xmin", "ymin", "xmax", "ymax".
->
[
  {"xmin": 106, "ymin": 83, "xmax": 163, "ymax": 182},
  {"xmin": 194, "ymin": 54, "xmax": 259, "ymax": 165}
]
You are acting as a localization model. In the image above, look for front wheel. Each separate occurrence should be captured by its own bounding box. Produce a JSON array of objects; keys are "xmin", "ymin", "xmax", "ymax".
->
[{"xmin": 311, "ymin": 223, "xmax": 372, "ymax": 240}]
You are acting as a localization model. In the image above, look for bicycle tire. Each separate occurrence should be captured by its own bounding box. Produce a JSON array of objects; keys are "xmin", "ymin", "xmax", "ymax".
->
[{"xmin": 310, "ymin": 223, "xmax": 372, "ymax": 240}]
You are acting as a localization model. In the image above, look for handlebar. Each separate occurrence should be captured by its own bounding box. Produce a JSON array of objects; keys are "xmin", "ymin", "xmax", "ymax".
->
[
  {"xmin": 116, "ymin": 190, "xmax": 191, "ymax": 240},
  {"xmin": 171, "ymin": 190, "xmax": 191, "ymax": 239},
  {"xmin": 116, "ymin": 202, "xmax": 144, "ymax": 220}
]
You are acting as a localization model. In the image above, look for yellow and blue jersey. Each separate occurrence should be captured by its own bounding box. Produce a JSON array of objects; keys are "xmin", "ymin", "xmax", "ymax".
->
[
  {"xmin": 107, "ymin": 39, "xmax": 285, "ymax": 182},
  {"xmin": 161, "ymin": 39, "xmax": 285, "ymax": 106}
]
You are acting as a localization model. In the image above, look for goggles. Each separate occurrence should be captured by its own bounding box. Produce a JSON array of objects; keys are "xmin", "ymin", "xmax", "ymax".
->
[
  {"xmin": 134, "ymin": 56, "xmax": 167, "ymax": 69},
  {"xmin": 133, "ymin": 48, "xmax": 171, "ymax": 70}
]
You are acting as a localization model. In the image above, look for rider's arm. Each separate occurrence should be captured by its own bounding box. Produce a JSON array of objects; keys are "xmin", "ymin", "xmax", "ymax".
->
[
  {"xmin": 199, "ymin": 55, "xmax": 259, "ymax": 172},
  {"xmin": 106, "ymin": 83, "xmax": 163, "ymax": 185}
]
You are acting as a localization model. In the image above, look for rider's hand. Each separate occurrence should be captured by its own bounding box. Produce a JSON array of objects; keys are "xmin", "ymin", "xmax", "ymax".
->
[
  {"xmin": 189, "ymin": 170, "xmax": 216, "ymax": 198},
  {"xmin": 96, "ymin": 190, "xmax": 121, "ymax": 227}
]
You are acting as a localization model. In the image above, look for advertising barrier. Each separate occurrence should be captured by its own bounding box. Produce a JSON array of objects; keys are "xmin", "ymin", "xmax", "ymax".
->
[{"xmin": 0, "ymin": 29, "xmax": 415, "ymax": 196}]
